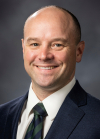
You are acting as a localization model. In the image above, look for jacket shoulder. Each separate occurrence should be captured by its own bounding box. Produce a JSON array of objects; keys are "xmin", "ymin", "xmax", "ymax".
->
[
  {"xmin": 0, "ymin": 95, "xmax": 25, "ymax": 114},
  {"xmin": 86, "ymin": 93, "xmax": 100, "ymax": 109}
]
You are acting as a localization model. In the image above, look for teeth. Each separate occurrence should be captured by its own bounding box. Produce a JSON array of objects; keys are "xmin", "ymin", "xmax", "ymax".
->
[{"xmin": 38, "ymin": 66, "xmax": 55, "ymax": 69}]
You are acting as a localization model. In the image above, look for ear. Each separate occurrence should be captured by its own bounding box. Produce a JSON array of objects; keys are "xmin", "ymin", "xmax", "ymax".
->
[
  {"xmin": 76, "ymin": 41, "xmax": 85, "ymax": 63},
  {"xmin": 21, "ymin": 38, "xmax": 25, "ymax": 54},
  {"xmin": 21, "ymin": 38, "xmax": 25, "ymax": 59}
]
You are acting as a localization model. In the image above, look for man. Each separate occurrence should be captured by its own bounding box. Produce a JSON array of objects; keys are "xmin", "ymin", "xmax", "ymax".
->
[{"xmin": 0, "ymin": 5, "xmax": 100, "ymax": 139}]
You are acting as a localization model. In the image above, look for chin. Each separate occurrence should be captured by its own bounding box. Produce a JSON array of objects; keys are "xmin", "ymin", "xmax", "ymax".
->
[
  {"xmin": 38, "ymin": 82, "xmax": 53, "ymax": 88},
  {"xmin": 35, "ymin": 79, "xmax": 55, "ymax": 89}
]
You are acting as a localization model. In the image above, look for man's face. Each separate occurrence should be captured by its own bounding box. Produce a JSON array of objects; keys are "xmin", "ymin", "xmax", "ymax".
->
[{"xmin": 22, "ymin": 8, "xmax": 84, "ymax": 93}]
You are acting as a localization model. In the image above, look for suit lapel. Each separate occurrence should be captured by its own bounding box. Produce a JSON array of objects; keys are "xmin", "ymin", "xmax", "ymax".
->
[
  {"xmin": 45, "ymin": 81, "xmax": 86, "ymax": 139},
  {"xmin": 4, "ymin": 92, "xmax": 28, "ymax": 139}
]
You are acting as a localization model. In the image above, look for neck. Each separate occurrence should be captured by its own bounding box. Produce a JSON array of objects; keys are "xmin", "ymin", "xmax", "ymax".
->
[
  {"xmin": 31, "ymin": 77, "xmax": 75, "ymax": 101},
  {"xmin": 32, "ymin": 85, "xmax": 53, "ymax": 101}
]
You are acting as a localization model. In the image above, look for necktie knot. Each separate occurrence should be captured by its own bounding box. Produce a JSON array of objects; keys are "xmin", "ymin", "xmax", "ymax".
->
[{"xmin": 33, "ymin": 103, "xmax": 47, "ymax": 117}]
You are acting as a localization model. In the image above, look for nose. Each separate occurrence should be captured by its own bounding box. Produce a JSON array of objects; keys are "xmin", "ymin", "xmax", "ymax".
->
[{"xmin": 38, "ymin": 46, "xmax": 54, "ymax": 61}]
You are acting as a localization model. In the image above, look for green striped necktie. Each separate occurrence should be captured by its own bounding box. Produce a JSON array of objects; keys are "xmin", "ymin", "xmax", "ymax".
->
[{"xmin": 24, "ymin": 103, "xmax": 47, "ymax": 139}]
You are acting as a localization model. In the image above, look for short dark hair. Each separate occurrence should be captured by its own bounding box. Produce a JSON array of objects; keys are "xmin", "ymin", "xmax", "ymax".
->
[{"xmin": 55, "ymin": 6, "xmax": 81, "ymax": 44}]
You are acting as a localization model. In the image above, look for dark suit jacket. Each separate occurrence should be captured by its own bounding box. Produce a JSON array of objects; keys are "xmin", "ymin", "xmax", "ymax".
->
[{"xmin": 0, "ymin": 81, "xmax": 100, "ymax": 139}]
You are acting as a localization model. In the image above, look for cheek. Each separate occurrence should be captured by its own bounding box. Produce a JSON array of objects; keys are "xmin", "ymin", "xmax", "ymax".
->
[
  {"xmin": 56, "ymin": 49, "xmax": 76, "ymax": 68},
  {"xmin": 24, "ymin": 49, "xmax": 36, "ymax": 62},
  {"xmin": 61, "ymin": 53, "xmax": 68, "ymax": 62},
  {"xmin": 55, "ymin": 50, "xmax": 69, "ymax": 63}
]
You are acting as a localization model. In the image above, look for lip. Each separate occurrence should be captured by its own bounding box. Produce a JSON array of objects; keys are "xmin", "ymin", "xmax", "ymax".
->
[
  {"xmin": 37, "ymin": 66, "xmax": 58, "ymax": 70},
  {"xmin": 34, "ymin": 64, "xmax": 59, "ymax": 71}
]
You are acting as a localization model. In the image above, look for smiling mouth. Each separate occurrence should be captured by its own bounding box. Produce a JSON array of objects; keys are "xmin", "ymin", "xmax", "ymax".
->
[{"xmin": 37, "ymin": 66, "xmax": 58, "ymax": 70}]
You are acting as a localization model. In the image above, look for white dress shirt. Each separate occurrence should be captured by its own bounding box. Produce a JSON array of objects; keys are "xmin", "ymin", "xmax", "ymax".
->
[{"xmin": 16, "ymin": 77, "xmax": 75, "ymax": 139}]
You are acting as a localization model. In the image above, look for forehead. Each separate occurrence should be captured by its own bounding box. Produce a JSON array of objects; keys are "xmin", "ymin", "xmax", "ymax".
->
[{"xmin": 24, "ymin": 7, "xmax": 74, "ymax": 39}]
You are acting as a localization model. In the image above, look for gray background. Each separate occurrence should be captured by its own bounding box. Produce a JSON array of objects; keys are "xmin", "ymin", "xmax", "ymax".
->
[{"xmin": 0, "ymin": 0, "xmax": 100, "ymax": 104}]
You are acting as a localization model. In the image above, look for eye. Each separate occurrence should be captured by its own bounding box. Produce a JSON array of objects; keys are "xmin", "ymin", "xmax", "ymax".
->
[
  {"xmin": 55, "ymin": 44, "xmax": 62, "ymax": 47},
  {"xmin": 51, "ymin": 43, "xmax": 64, "ymax": 51},
  {"xmin": 31, "ymin": 43, "xmax": 39, "ymax": 46},
  {"xmin": 29, "ymin": 42, "xmax": 40, "ymax": 49}
]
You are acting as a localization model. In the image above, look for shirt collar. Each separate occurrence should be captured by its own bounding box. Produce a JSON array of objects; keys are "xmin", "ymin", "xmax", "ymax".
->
[
  {"xmin": 26, "ymin": 84, "xmax": 41, "ymax": 118},
  {"xmin": 26, "ymin": 77, "xmax": 76, "ymax": 120}
]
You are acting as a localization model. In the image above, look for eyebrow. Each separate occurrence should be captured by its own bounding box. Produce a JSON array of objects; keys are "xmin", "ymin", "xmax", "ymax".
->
[
  {"xmin": 26, "ymin": 37, "xmax": 40, "ymax": 43},
  {"xmin": 51, "ymin": 38, "xmax": 68, "ymax": 43},
  {"xmin": 26, "ymin": 37, "xmax": 68, "ymax": 43}
]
